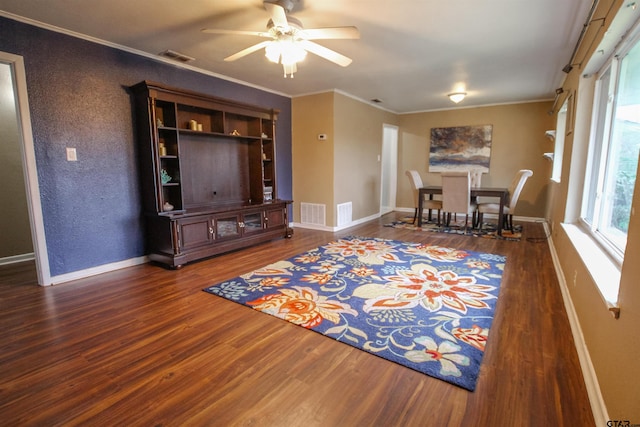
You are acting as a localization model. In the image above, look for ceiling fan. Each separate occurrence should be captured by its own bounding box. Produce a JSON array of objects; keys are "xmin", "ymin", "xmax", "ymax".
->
[{"xmin": 202, "ymin": 0, "xmax": 359, "ymax": 77}]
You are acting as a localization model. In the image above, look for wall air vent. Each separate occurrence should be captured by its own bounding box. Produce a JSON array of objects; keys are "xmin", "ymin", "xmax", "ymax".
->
[
  {"xmin": 159, "ymin": 50, "xmax": 195, "ymax": 63},
  {"xmin": 301, "ymin": 202, "xmax": 326, "ymax": 226},
  {"xmin": 337, "ymin": 202, "xmax": 352, "ymax": 227}
]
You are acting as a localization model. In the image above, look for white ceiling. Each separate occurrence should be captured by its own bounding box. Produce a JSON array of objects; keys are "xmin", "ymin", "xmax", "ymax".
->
[{"xmin": 0, "ymin": 0, "xmax": 593, "ymax": 113}]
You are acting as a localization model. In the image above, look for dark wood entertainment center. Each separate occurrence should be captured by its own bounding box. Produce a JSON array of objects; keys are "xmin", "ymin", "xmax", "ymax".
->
[{"xmin": 131, "ymin": 81, "xmax": 292, "ymax": 268}]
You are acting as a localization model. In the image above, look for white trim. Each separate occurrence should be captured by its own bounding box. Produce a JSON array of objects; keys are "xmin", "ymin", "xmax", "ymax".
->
[
  {"xmin": 380, "ymin": 124, "xmax": 398, "ymax": 214},
  {"xmin": 0, "ymin": 253, "xmax": 35, "ymax": 266},
  {"xmin": 293, "ymin": 212, "xmax": 381, "ymax": 232},
  {"xmin": 49, "ymin": 256, "xmax": 149, "ymax": 286},
  {"xmin": 0, "ymin": 11, "xmax": 290, "ymax": 99},
  {"xmin": 562, "ymin": 223, "xmax": 621, "ymax": 305},
  {"xmin": 1, "ymin": 51, "xmax": 51, "ymax": 286},
  {"xmin": 292, "ymin": 222, "xmax": 334, "ymax": 232},
  {"xmin": 546, "ymin": 223, "xmax": 609, "ymax": 426}
]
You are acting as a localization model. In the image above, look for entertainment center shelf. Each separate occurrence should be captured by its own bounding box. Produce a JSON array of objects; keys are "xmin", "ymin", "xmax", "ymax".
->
[{"xmin": 131, "ymin": 81, "xmax": 292, "ymax": 268}]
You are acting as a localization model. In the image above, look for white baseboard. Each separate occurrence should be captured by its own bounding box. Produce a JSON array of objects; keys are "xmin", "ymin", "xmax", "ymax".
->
[
  {"xmin": 293, "ymin": 212, "xmax": 381, "ymax": 232},
  {"xmin": 48, "ymin": 255, "xmax": 149, "ymax": 286},
  {"xmin": 545, "ymin": 222, "xmax": 609, "ymax": 425},
  {"xmin": 0, "ymin": 253, "xmax": 35, "ymax": 266}
]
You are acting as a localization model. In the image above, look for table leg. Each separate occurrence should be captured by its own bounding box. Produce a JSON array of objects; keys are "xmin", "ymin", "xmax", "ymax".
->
[
  {"xmin": 497, "ymin": 193, "xmax": 505, "ymax": 236},
  {"xmin": 417, "ymin": 192, "xmax": 424, "ymax": 227}
]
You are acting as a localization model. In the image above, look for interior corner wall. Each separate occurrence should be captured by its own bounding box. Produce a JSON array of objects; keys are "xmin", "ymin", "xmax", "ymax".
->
[
  {"xmin": 333, "ymin": 93, "xmax": 398, "ymax": 222},
  {"xmin": 397, "ymin": 102, "xmax": 555, "ymax": 218},
  {"xmin": 292, "ymin": 92, "xmax": 335, "ymax": 225},
  {"xmin": 0, "ymin": 16, "xmax": 292, "ymax": 276}
]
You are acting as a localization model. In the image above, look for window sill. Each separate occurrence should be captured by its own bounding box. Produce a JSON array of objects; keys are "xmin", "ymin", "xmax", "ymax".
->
[{"xmin": 561, "ymin": 223, "xmax": 620, "ymax": 307}]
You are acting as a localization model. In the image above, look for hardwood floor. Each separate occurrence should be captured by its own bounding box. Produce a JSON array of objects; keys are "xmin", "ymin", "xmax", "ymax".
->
[{"xmin": 0, "ymin": 213, "xmax": 595, "ymax": 426}]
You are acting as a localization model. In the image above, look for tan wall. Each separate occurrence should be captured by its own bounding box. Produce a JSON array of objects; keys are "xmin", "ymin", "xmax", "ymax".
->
[
  {"xmin": 0, "ymin": 62, "xmax": 33, "ymax": 259},
  {"xmin": 334, "ymin": 93, "xmax": 398, "ymax": 221},
  {"xmin": 292, "ymin": 91, "xmax": 397, "ymax": 227},
  {"xmin": 292, "ymin": 92, "xmax": 335, "ymax": 224},
  {"xmin": 398, "ymin": 102, "xmax": 555, "ymax": 218},
  {"xmin": 546, "ymin": 0, "xmax": 640, "ymax": 420}
]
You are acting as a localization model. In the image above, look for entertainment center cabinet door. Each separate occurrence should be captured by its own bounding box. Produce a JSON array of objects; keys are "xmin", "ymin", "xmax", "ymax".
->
[
  {"xmin": 176, "ymin": 216, "xmax": 214, "ymax": 252},
  {"xmin": 265, "ymin": 205, "xmax": 286, "ymax": 229}
]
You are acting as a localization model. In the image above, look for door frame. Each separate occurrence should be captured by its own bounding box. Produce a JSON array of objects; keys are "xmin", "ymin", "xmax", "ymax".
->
[
  {"xmin": 1, "ymin": 51, "xmax": 51, "ymax": 285},
  {"xmin": 380, "ymin": 124, "xmax": 398, "ymax": 215}
]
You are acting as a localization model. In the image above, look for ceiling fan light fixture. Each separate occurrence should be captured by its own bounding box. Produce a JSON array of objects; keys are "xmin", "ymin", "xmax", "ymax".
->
[
  {"xmin": 281, "ymin": 43, "xmax": 306, "ymax": 65},
  {"xmin": 206, "ymin": 0, "xmax": 357, "ymax": 78},
  {"xmin": 265, "ymin": 40, "xmax": 307, "ymax": 77},
  {"xmin": 265, "ymin": 42, "xmax": 282, "ymax": 63},
  {"xmin": 448, "ymin": 92, "xmax": 467, "ymax": 103}
]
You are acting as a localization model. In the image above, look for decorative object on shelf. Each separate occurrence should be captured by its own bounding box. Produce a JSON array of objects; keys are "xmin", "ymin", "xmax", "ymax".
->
[
  {"xmin": 197, "ymin": 123, "xmax": 203, "ymax": 132},
  {"xmin": 264, "ymin": 186, "xmax": 273, "ymax": 201},
  {"xmin": 163, "ymin": 201, "xmax": 174, "ymax": 211},
  {"xmin": 159, "ymin": 142, "xmax": 167, "ymax": 156},
  {"xmin": 189, "ymin": 119, "xmax": 198, "ymax": 131},
  {"xmin": 156, "ymin": 118, "xmax": 164, "ymax": 127},
  {"xmin": 262, "ymin": 152, "xmax": 267, "ymax": 160},
  {"xmin": 161, "ymin": 169, "xmax": 172, "ymax": 184},
  {"xmin": 261, "ymin": 132, "xmax": 268, "ymax": 138},
  {"xmin": 231, "ymin": 129, "xmax": 241, "ymax": 136}
]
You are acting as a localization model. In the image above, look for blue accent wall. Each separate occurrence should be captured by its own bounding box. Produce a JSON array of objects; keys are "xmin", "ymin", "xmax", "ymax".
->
[{"xmin": 0, "ymin": 16, "xmax": 292, "ymax": 276}]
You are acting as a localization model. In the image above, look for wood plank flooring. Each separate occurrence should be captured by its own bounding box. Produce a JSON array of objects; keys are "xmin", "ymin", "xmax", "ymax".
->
[{"xmin": 0, "ymin": 213, "xmax": 595, "ymax": 426}]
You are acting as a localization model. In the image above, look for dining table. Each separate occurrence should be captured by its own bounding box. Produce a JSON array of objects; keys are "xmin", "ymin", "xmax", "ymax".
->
[{"xmin": 418, "ymin": 186, "xmax": 510, "ymax": 236}]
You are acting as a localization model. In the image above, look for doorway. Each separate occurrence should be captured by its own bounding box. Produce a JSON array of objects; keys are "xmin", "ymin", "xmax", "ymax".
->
[
  {"xmin": 0, "ymin": 51, "xmax": 50, "ymax": 285},
  {"xmin": 380, "ymin": 124, "xmax": 398, "ymax": 215}
]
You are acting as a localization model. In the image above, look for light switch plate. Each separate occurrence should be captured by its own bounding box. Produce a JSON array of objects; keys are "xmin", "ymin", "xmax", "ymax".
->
[{"xmin": 66, "ymin": 147, "xmax": 77, "ymax": 161}]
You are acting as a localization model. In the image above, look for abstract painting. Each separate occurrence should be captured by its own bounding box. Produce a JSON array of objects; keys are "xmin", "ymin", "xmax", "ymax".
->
[{"xmin": 429, "ymin": 125, "xmax": 492, "ymax": 172}]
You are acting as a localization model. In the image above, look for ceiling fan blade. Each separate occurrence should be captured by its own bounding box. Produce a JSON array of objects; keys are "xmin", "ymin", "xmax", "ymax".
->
[
  {"xmin": 224, "ymin": 41, "xmax": 271, "ymax": 62},
  {"xmin": 300, "ymin": 26, "xmax": 360, "ymax": 40},
  {"xmin": 264, "ymin": 2, "xmax": 288, "ymax": 28},
  {"xmin": 298, "ymin": 40, "xmax": 352, "ymax": 67},
  {"xmin": 202, "ymin": 28, "xmax": 268, "ymax": 37}
]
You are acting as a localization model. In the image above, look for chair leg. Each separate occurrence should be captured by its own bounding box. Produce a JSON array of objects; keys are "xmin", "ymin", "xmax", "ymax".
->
[
  {"xmin": 412, "ymin": 208, "xmax": 417, "ymax": 224},
  {"xmin": 478, "ymin": 213, "xmax": 483, "ymax": 230}
]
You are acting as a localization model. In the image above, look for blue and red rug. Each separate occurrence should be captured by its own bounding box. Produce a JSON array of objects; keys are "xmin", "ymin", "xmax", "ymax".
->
[
  {"xmin": 385, "ymin": 216, "xmax": 522, "ymax": 241},
  {"xmin": 203, "ymin": 236, "xmax": 506, "ymax": 391}
]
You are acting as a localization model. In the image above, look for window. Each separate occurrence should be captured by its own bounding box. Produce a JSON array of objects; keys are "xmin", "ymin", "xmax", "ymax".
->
[
  {"xmin": 581, "ymin": 33, "xmax": 640, "ymax": 261},
  {"xmin": 551, "ymin": 100, "xmax": 567, "ymax": 182}
]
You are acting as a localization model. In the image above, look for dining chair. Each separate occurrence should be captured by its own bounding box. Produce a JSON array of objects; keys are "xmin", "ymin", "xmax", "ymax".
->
[
  {"xmin": 405, "ymin": 170, "xmax": 442, "ymax": 224},
  {"xmin": 477, "ymin": 169, "xmax": 533, "ymax": 230},
  {"xmin": 469, "ymin": 169, "xmax": 483, "ymax": 188},
  {"xmin": 441, "ymin": 171, "xmax": 477, "ymax": 230},
  {"xmin": 468, "ymin": 168, "xmax": 483, "ymax": 205}
]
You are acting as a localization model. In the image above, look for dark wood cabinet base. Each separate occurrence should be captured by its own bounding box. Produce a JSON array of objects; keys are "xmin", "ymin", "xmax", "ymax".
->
[{"xmin": 145, "ymin": 201, "xmax": 292, "ymax": 268}]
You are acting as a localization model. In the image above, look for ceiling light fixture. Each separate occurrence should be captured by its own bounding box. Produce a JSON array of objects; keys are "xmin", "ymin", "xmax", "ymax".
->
[
  {"xmin": 448, "ymin": 92, "xmax": 466, "ymax": 104},
  {"xmin": 264, "ymin": 38, "xmax": 307, "ymax": 77}
]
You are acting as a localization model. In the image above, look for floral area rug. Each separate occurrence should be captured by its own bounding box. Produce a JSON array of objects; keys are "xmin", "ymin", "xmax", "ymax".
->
[
  {"xmin": 385, "ymin": 216, "xmax": 522, "ymax": 241},
  {"xmin": 203, "ymin": 236, "xmax": 506, "ymax": 391}
]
